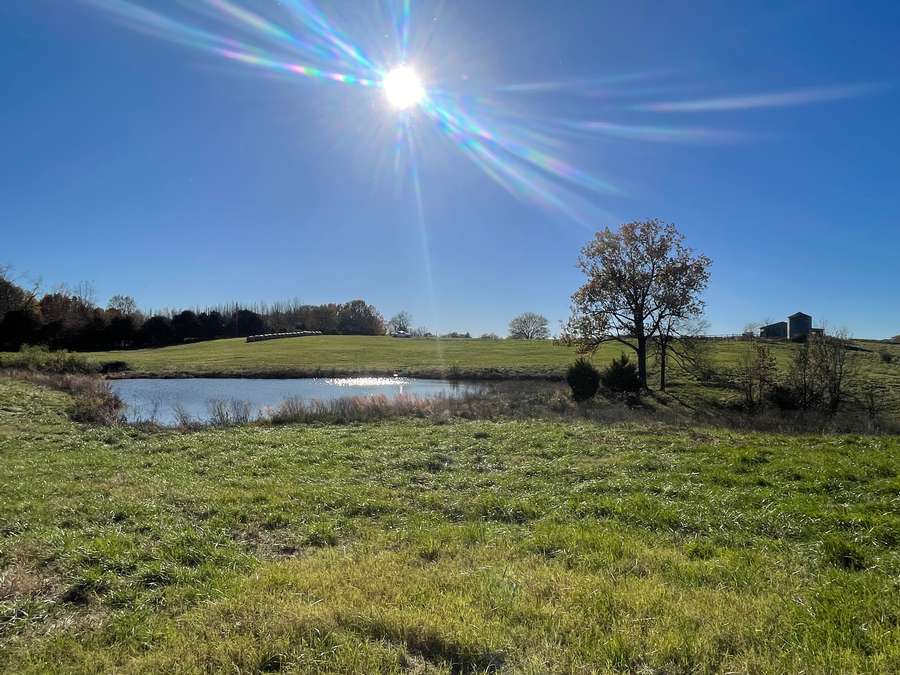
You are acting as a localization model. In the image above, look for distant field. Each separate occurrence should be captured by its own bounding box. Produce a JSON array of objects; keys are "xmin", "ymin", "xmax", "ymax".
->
[
  {"xmin": 81, "ymin": 336, "xmax": 590, "ymax": 378},
  {"xmin": 73, "ymin": 334, "xmax": 857, "ymax": 376},
  {"xmin": 2, "ymin": 378, "xmax": 899, "ymax": 671}
]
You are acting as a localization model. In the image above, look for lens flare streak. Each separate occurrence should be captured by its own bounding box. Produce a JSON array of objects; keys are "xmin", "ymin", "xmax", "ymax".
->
[
  {"xmin": 84, "ymin": 0, "xmax": 881, "ymax": 226},
  {"xmin": 636, "ymin": 83, "xmax": 883, "ymax": 112},
  {"xmin": 86, "ymin": 0, "xmax": 377, "ymax": 88},
  {"xmin": 421, "ymin": 95, "xmax": 617, "ymax": 222}
]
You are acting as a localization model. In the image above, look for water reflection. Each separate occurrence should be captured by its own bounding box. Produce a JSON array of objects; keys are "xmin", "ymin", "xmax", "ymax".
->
[{"xmin": 110, "ymin": 377, "xmax": 477, "ymax": 425}]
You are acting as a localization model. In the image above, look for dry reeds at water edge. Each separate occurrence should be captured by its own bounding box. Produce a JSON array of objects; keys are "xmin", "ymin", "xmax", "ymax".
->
[
  {"xmin": 266, "ymin": 394, "xmax": 445, "ymax": 424},
  {"xmin": 163, "ymin": 394, "xmax": 447, "ymax": 428},
  {"xmin": 258, "ymin": 387, "xmax": 672, "ymax": 426},
  {"xmin": 0, "ymin": 369, "xmax": 123, "ymax": 424},
  {"xmin": 165, "ymin": 390, "xmax": 563, "ymax": 428},
  {"xmin": 149, "ymin": 394, "xmax": 446, "ymax": 429}
]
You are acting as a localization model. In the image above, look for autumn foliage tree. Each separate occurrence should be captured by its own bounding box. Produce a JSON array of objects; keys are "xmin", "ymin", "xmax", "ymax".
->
[{"xmin": 567, "ymin": 219, "xmax": 711, "ymax": 389}]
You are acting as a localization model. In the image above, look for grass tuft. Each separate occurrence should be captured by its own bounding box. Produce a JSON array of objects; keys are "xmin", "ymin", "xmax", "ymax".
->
[{"xmin": 822, "ymin": 535, "xmax": 868, "ymax": 571}]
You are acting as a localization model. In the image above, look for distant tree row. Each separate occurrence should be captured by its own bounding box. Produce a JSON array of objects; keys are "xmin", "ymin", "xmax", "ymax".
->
[{"xmin": 0, "ymin": 271, "xmax": 386, "ymax": 351}]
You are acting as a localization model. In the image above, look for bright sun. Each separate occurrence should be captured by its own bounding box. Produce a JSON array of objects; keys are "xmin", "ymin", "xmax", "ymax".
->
[{"xmin": 382, "ymin": 65, "xmax": 425, "ymax": 110}]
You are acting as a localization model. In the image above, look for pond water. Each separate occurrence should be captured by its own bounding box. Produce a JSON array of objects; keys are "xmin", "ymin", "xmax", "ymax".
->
[{"xmin": 109, "ymin": 377, "xmax": 480, "ymax": 425}]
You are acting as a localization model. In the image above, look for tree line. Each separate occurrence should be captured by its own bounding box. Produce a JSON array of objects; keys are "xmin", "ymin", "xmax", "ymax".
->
[
  {"xmin": 0, "ymin": 268, "xmax": 564, "ymax": 352},
  {"xmin": 0, "ymin": 274, "xmax": 386, "ymax": 351}
]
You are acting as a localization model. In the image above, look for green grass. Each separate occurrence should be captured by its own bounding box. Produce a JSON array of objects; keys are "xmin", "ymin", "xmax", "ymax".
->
[
  {"xmin": 66, "ymin": 333, "xmax": 896, "ymax": 379},
  {"xmin": 82, "ymin": 336, "xmax": 585, "ymax": 378},
  {"xmin": 2, "ymin": 379, "xmax": 899, "ymax": 672},
  {"xmin": 73, "ymin": 334, "xmax": 807, "ymax": 379}
]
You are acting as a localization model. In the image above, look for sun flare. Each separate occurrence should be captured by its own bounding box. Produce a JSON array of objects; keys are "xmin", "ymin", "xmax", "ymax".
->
[{"xmin": 382, "ymin": 65, "xmax": 425, "ymax": 110}]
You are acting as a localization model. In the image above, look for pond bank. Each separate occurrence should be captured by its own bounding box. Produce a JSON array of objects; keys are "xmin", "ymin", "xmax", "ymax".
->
[{"xmin": 102, "ymin": 367, "xmax": 566, "ymax": 381}]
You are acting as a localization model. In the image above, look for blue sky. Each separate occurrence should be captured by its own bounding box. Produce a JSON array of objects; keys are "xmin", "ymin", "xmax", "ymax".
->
[{"xmin": 3, "ymin": 0, "xmax": 899, "ymax": 338}]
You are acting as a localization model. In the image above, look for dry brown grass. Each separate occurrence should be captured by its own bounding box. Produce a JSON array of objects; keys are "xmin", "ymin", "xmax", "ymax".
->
[
  {"xmin": 263, "ymin": 384, "xmax": 682, "ymax": 427},
  {"xmin": 0, "ymin": 369, "xmax": 123, "ymax": 425}
]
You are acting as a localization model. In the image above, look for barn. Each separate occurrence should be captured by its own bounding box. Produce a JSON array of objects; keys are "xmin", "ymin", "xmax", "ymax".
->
[
  {"xmin": 788, "ymin": 312, "xmax": 813, "ymax": 341},
  {"xmin": 759, "ymin": 321, "xmax": 788, "ymax": 339}
]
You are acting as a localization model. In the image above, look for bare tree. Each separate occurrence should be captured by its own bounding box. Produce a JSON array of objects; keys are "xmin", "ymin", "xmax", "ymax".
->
[
  {"xmin": 809, "ymin": 329, "xmax": 854, "ymax": 413},
  {"xmin": 0, "ymin": 265, "xmax": 40, "ymax": 316},
  {"xmin": 71, "ymin": 281, "xmax": 97, "ymax": 308},
  {"xmin": 858, "ymin": 382, "xmax": 888, "ymax": 431},
  {"xmin": 735, "ymin": 341, "xmax": 777, "ymax": 412},
  {"xmin": 568, "ymin": 219, "xmax": 711, "ymax": 388},
  {"xmin": 655, "ymin": 316, "xmax": 711, "ymax": 390},
  {"xmin": 785, "ymin": 340, "xmax": 820, "ymax": 410},
  {"xmin": 508, "ymin": 312, "xmax": 550, "ymax": 340},
  {"xmin": 743, "ymin": 318, "xmax": 773, "ymax": 336},
  {"xmin": 388, "ymin": 311, "xmax": 412, "ymax": 334},
  {"xmin": 107, "ymin": 294, "xmax": 138, "ymax": 316}
]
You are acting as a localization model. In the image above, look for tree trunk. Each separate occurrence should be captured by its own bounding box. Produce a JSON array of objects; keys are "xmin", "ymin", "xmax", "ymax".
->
[
  {"xmin": 636, "ymin": 335, "xmax": 648, "ymax": 388},
  {"xmin": 659, "ymin": 339, "xmax": 667, "ymax": 391}
]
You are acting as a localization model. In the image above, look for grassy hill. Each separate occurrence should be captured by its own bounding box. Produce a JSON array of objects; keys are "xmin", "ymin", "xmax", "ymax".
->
[
  {"xmin": 67, "ymin": 335, "xmax": 900, "ymax": 420},
  {"xmin": 81, "ymin": 336, "xmax": 584, "ymax": 378},
  {"xmin": 1, "ymin": 378, "xmax": 898, "ymax": 671},
  {"xmin": 71, "ymin": 334, "xmax": 894, "ymax": 378}
]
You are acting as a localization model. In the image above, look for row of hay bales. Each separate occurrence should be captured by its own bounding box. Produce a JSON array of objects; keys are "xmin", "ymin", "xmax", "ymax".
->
[{"xmin": 246, "ymin": 331, "xmax": 322, "ymax": 343}]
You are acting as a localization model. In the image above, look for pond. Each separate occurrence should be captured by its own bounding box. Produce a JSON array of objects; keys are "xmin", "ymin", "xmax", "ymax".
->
[{"xmin": 109, "ymin": 377, "xmax": 481, "ymax": 425}]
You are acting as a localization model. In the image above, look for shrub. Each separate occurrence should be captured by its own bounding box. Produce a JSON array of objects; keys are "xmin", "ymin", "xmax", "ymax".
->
[
  {"xmin": 599, "ymin": 354, "xmax": 641, "ymax": 393},
  {"xmin": 99, "ymin": 360, "xmax": 129, "ymax": 373},
  {"xmin": 69, "ymin": 384, "xmax": 123, "ymax": 425},
  {"xmin": 878, "ymin": 349, "xmax": 893, "ymax": 364},
  {"xmin": 207, "ymin": 399, "xmax": 254, "ymax": 426},
  {"xmin": 566, "ymin": 358, "xmax": 600, "ymax": 401},
  {"xmin": 767, "ymin": 383, "xmax": 803, "ymax": 411},
  {"xmin": 1, "ymin": 345, "xmax": 95, "ymax": 374}
]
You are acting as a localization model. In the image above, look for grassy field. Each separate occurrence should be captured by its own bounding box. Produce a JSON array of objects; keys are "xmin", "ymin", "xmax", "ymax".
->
[
  {"xmin": 68, "ymin": 334, "xmax": 898, "ymax": 381},
  {"xmin": 78, "ymin": 336, "xmax": 585, "ymax": 378},
  {"xmin": 2, "ymin": 378, "xmax": 899, "ymax": 672},
  {"xmin": 75, "ymin": 335, "xmax": 805, "ymax": 378}
]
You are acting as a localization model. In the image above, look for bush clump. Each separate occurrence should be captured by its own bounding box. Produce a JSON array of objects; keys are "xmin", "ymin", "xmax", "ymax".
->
[
  {"xmin": 1, "ymin": 370, "xmax": 123, "ymax": 425},
  {"xmin": 767, "ymin": 383, "xmax": 805, "ymax": 411},
  {"xmin": 566, "ymin": 358, "xmax": 600, "ymax": 401},
  {"xmin": 100, "ymin": 360, "xmax": 129, "ymax": 373},
  {"xmin": 600, "ymin": 354, "xmax": 641, "ymax": 393},
  {"xmin": 1, "ymin": 345, "xmax": 95, "ymax": 374}
]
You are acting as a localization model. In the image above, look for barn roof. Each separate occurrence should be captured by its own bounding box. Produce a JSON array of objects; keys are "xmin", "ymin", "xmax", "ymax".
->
[{"xmin": 789, "ymin": 312, "xmax": 811, "ymax": 319}]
